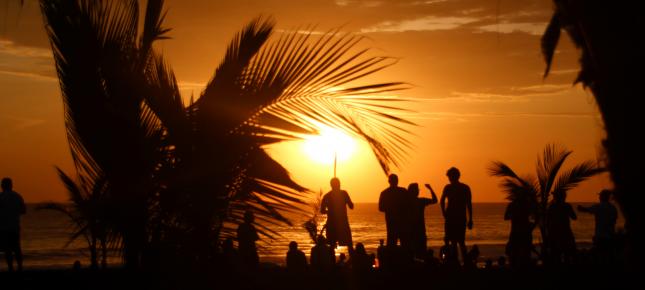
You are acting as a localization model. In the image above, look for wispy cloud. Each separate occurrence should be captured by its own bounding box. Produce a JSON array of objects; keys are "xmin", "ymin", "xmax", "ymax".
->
[
  {"xmin": 335, "ymin": 0, "xmax": 384, "ymax": 7},
  {"xmin": 477, "ymin": 22, "xmax": 547, "ymax": 36},
  {"xmin": 361, "ymin": 16, "xmax": 479, "ymax": 33},
  {"xmin": 403, "ymin": 111, "xmax": 599, "ymax": 121},
  {"xmin": 0, "ymin": 115, "xmax": 46, "ymax": 131},
  {"xmin": 0, "ymin": 38, "xmax": 55, "ymax": 81}
]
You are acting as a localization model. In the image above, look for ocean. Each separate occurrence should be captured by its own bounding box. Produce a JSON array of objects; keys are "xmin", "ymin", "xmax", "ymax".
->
[{"xmin": 18, "ymin": 203, "xmax": 623, "ymax": 269}]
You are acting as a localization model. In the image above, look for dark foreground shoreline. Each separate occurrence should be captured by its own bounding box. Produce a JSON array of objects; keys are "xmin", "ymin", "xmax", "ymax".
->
[{"xmin": 1, "ymin": 265, "xmax": 641, "ymax": 290}]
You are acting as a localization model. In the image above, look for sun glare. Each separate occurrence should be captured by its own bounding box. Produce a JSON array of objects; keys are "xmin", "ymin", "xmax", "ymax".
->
[{"xmin": 303, "ymin": 127, "xmax": 357, "ymax": 164}]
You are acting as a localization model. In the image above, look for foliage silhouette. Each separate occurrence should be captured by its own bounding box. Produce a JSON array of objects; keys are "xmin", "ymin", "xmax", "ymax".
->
[
  {"xmin": 489, "ymin": 144, "xmax": 604, "ymax": 262},
  {"xmin": 542, "ymin": 0, "xmax": 645, "ymax": 270},
  {"xmin": 40, "ymin": 0, "xmax": 413, "ymax": 269},
  {"xmin": 37, "ymin": 169, "xmax": 111, "ymax": 269}
]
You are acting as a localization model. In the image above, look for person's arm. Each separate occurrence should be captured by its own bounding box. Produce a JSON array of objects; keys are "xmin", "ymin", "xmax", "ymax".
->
[
  {"xmin": 577, "ymin": 204, "xmax": 592, "ymax": 213},
  {"xmin": 345, "ymin": 191, "xmax": 354, "ymax": 210},
  {"xmin": 467, "ymin": 186, "xmax": 473, "ymax": 229},
  {"xmin": 378, "ymin": 190, "xmax": 385, "ymax": 212},
  {"xmin": 19, "ymin": 195, "xmax": 26, "ymax": 215},
  {"xmin": 425, "ymin": 184, "xmax": 438, "ymax": 204},
  {"xmin": 440, "ymin": 188, "xmax": 447, "ymax": 218}
]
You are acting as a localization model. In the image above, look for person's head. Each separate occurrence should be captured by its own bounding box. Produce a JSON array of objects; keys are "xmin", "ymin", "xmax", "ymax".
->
[
  {"xmin": 553, "ymin": 190, "xmax": 567, "ymax": 203},
  {"xmin": 469, "ymin": 245, "xmax": 480, "ymax": 258},
  {"xmin": 1, "ymin": 177, "xmax": 12, "ymax": 191},
  {"xmin": 446, "ymin": 167, "xmax": 460, "ymax": 183},
  {"xmin": 223, "ymin": 238, "xmax": 234, "ymax": 250},
  {"xmin": 339, "ymin": 253, "xmax": 346, "ymax": 261},
  {"xmin": 244, "ymin": 210, "xmax": 254, "ymax": 223},
  {"xmin": 427, "ymin": 248, "xmax": 434, "ymax": 257},
  {"xmin": 599, "ymin": 189, "xmax": 612, "ymax": 203},
  {"xmin": 330, "ymin": 177, "xmax": 341, "ymax": 191},
  {"xmin": 379, "ymin": 239, "xmax": 384, "ymax": 246},
  {"xmin": 497, "ymin": 256, "xmax": 506, "ymax": 266},
  {"xmin": 316, "ymin": 235, "xmax": 326, "ymax": 246},
  {"xmin": 408, "ymin": 183, "xmax": 419, "ymax": 197},
  {"xmin": 388, "ymin": 174, "xmax": 399, "ymax": 187},
  {"xmin": 355, "ymin": 242, "xmax": 366, "ymax": 254},
  {"xmin": 289, "ymin": 241, "xmax": 298, "ymax": 251}
]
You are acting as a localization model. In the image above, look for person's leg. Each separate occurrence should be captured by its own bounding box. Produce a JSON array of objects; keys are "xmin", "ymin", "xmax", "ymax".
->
[
  {"xmin": 386, "ymin": 218, "xmax": 397, "ymax": 247},
  {"xmin": 13, "ymin": 231, "xmax": 22, "ymax": 271},
  {"xmin": 458, "ymin": 240, "xmax": 468, "ymax": 265}
]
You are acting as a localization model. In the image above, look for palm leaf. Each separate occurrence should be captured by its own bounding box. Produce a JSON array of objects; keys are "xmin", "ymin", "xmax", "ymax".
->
[
  {"xmin": 536, "ymin": 144, "xmax": 571, "ymax": 196},
  {"xmin": 541, "ymin": 12, "xmax": 561, "ymax": 78},
  {"xmin": 552, "ymin": 160, "xmax": 605, "ymax": 194}
]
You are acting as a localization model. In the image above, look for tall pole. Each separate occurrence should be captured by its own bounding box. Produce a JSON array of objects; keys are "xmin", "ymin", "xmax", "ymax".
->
[{"xmin": 333, "ymin": 151, "xmax": 337, "ymax": 178}]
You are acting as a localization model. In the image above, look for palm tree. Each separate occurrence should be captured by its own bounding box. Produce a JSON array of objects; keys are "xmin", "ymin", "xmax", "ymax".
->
[
  {"xmin": 488, "ymin": 144, "xmax": 604, "ymax": 261},
  {"xmin": 542, "ymin": 0, "xmax": 645, "ymax": 268},
  {"xmin": 40, "ymin": 0, "xmax": 414, "ymax": 269},
  {"xmin": 38, "ymin": 169, "xmax": 111, "ymax": 269}
]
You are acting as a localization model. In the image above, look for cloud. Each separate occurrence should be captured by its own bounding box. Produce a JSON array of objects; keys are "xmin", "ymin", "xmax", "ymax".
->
[
  {"xmin": 0, "ymin": 69, "xmax": 57, "ymax": 81},
  {"xmin": 404, "ymin": 111, "xmax": 599, "ymax": 122},
  {"xmin": 477, "ymin": 22, "xmax": 548, "ymax": 35},
  {"xmin": 335, "ymin": 0, "xmax": 384, "ymax": 7},
  {"xmin": 0, "ymin": 115, "xmax": 46, "ymax": 131},
  {"xmin": 361, "ymin": 16, "xmax": 479, "ymax": 33},
  {"xmin": 0, "ymin": 38, "xmax": 55, "ymax": 81}
]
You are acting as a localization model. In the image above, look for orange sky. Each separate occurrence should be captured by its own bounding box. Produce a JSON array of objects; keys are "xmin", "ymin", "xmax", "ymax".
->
[{"xmin": 0, "ymin": 0, "xmax": 610, "ymax": 202}]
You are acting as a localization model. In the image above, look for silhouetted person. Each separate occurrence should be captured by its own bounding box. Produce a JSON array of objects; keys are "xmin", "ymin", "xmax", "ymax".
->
[
  {"xmin": 0, "ymin": 178, "xmax": 26, "ymax": 272},
  {"xmin": 237, "ymin": 210, "xmax": 259, "ymax": 269},
  {"xmin": 423, "ymin": 248, "xmax": 440, "ymax": 270},
  {"xmin": 577, "ymin": 189, "xmax": 618, "ymax": 250},
  {"xmin": 504, "ymin": 194, "xmax": 536, "ymax": 268},
  {"xmin": 440, "ymin": 167, "xmax": 473, "ymax": 264},
  {"xmin": 484, "ymin": 258, "xmax": 493, "ymax": 270},
  {"xmin": 321, "ymin": 177, "xmax": 354, "ymax": 249},
  {"xmin": 497, "ymin": 256, "xmax": 507, "ymax": 269},
  {"xmin": 408, "ymin": 183, "xmax": 438, "ymax": 258},
  {"xmin": 439, "ymin": 243, "xmax": 459, "ymax": 268},
  {"xmin": 379, "ymin": 174, "xmax": 411, "ymax": 247},
  {"xmin": 351, "ymin": 243, "xmax": 372, "ymax": 273},
  {"xmin": 464, "ymin": 244, "xmax": 480, "ymax": 270},
  {"xmin": 547, "ymin": 190, "xmax": 577, "ymax": 264},
  {"xmin": 310, "ymin": 236, "xmax": 335, "ymax": 271},
  {"xmin": 222, "ymin": 237, "xmax": 239, "ymax": 270},
  {"xmin": 376, "ymin": 238, "xmax": 390, "ymax": 270},
  {"xmin": 338, "ymin": 253, "xmax": 347, "ymax": 268},
  {"xmin": 286, "ymin": 241, "xmax": 307, "ymax": 272},
  {"xmin": 72, "ymin": 260, "xmax": 82, "ymax": 271}
]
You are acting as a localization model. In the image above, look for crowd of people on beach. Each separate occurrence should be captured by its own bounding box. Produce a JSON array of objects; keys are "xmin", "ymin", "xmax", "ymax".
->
[
  {"xmin": 216, "ymin": 166, "xmax": 623, "ymax": 274},
  {"xmin": 0, "ymin": 169, "xmax": 622, "ymax": 273}
]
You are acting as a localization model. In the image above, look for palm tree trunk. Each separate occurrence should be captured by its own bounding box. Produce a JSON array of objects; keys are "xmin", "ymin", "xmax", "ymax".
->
[{"xmin": 562, "ymin": 0, "xmax": 645, "ymax": 271}]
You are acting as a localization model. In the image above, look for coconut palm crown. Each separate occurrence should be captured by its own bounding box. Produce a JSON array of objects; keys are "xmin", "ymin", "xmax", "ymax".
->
[{"xmin": 40, "ymin": 0, "xmax": 414, "ymax": 268}]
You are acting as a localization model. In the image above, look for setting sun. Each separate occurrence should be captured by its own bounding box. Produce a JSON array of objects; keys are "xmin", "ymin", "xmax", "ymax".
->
[{"xmin": 302, "ymin": 126, "xmax": 357, "ymax": 164}]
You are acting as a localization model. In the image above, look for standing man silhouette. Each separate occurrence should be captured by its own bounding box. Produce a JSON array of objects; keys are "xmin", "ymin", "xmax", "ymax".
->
[
  {"xmin": 440, "ymin": 167, "xmax": 473, "ymax": 264},
  {"xmin": 378, "ymin": 174, "xmax": 410, "ymax": 247},
  {"xmin": 0, "ymin": 177, "xmax": 26, "ymax": 272},
  {"xmin": 321, "ymin": 177, "xmax": 354, "ymax": 250}
]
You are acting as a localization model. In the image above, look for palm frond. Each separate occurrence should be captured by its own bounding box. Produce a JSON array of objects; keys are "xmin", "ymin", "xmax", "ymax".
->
[
  {"xmin": 541, "ymin": 11, "xmax": 561, "ymax": 78},
  {"xmin": 536, "ymin": 144, "xmax": 571, "ymax": 196},
  {"xmin": 241, "ymin": 27, "xmax": 414, "ymax": 173},
  {"xmin": 552, "ymin": 160, "xmax": 605, "ymax": 195},
  {"xmin": 195, "ymin": 16, "xmax": 274, "ymax": 134},
  {"xmin": 488, "ymin": 161, "xmax": 521, "ymax": 179}
]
